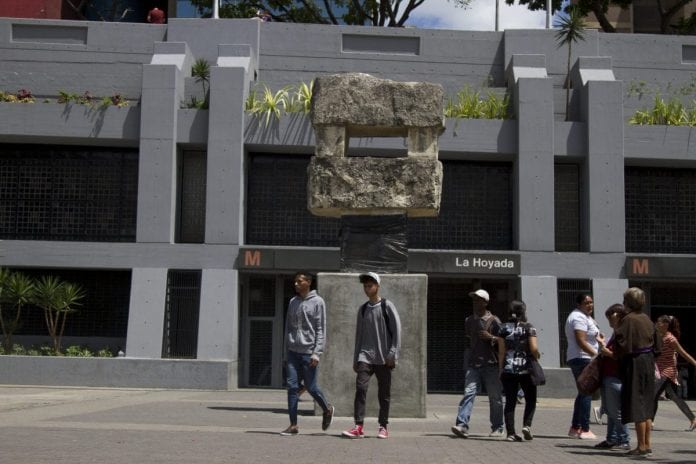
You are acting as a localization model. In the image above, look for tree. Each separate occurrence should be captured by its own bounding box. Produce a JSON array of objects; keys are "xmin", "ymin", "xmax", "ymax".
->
[
  {"xmin": 32, "ymin": 276, "xmax": 86, "ymax": 354},
  {"xmin": 0, "ymin": 270, "xmax": 35, "ymax": 352},
  {"xmin": 515, "ymin": 0, "xmax": 696, "ymax": 35},
  {"xmin": 555, "ymin": 7, "xmax": 586, "ymax": 121},
  {"xmin": 189, "ymin": 0, "xmax": 471, "ymax": 25}
]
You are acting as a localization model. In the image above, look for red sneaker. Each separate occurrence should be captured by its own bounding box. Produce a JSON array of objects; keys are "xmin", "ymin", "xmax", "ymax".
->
[
  {"xmin": 342, "ymin": 424, "xmax": 365, "ymax": 439},
  {"xmin": 377, "ymin": 425, "xmax": 389, "ymax": 439}
]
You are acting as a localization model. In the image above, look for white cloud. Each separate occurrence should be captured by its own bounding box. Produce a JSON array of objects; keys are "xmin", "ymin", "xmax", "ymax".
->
[{"xmin": 407, "ymin": 0, "xmax": 554, "ymax": 31}]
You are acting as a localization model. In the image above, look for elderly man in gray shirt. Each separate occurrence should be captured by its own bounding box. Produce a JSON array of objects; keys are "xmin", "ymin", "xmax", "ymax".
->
[{"xmin": 342, "ymin": 272, "xmax": 401, "ymax": 440}]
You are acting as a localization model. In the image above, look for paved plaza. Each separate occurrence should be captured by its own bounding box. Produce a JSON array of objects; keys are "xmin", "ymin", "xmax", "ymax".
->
[{"xmin": 0, "ymin": 386, "xmax": 694, "ymax": 464}]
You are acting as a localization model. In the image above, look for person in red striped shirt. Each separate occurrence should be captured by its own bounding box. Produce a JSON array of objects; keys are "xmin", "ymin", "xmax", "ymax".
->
[{"xmin": 653, "ymin": 315, "xmax": 696, "ymax": 431}]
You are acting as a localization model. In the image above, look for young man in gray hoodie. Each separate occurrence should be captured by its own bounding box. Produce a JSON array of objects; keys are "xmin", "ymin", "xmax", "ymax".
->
[
  {"xmin": 342, "ymin": 272, "xmax": 401, "ymax": 439},
  {"xmin": 280, "ymin": 272, "xmax": 334, "ymax": 436}
]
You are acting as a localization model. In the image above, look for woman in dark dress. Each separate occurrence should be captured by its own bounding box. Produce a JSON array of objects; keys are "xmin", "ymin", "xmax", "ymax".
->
[{"xmin": 613, "ymin": 287, "xmax": 659, "ymax": 457}]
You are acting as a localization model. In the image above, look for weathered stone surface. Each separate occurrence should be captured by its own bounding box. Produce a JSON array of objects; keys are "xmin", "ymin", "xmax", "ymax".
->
[
  {"xmin": 307, "ymin": 156, "xmax": 443, "ymax": 217},
  {"xmin": 310, "ymin": 73, "xmax": 445, "ymax": 135}
]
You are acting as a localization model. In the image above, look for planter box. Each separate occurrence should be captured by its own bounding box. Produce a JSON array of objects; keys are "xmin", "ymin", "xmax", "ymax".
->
[
  {"xmin": 0, "ymin": 356, "xmax": 236, "ymax": 390},
  {"xmin": 624, "ymin": 124, "xmax": 696, "ymax": 161},
  {"xmin": 0, "ymin": 102, "xmax": 139, "ymax": 144}
]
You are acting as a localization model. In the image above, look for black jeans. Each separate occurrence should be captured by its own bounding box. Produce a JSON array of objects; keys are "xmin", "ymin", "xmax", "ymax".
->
[
  {"xmin": 501, "ymin": 372, "xmax": 537, "ymax": 436},
  {"xmin": 354, "ymin": 362, "xmax": 392, "ymax": 427}
]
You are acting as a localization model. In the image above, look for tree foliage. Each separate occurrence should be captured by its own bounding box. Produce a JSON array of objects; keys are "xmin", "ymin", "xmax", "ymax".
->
[
  {"xmin": 32, "ymin": 276, "xmax": 86, "ymax": 354},
  {"xmin": 513, "ymin": 0, "xmax": 695, "ymax": 34},
  {"xmin": 555, "ymin": 7, "xmax": 586, "ymax": 120},
  {"xmin": 189, "ymin": 0, "xmax": 470, "ymax": 25}
]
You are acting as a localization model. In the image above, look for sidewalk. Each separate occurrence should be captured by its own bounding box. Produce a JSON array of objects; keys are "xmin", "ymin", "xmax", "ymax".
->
[{"xmin": 0, "ymin": 386, "xmax": 694, "ymax": 463}]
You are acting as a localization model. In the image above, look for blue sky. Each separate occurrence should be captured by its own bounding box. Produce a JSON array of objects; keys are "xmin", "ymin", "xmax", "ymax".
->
[{"xmin": 177, "ymin": 0, "xmax": 569, "ymax": 30}]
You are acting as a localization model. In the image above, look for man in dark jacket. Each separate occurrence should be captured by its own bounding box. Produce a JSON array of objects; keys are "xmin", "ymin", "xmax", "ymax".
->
[
  {"xmin": 280, "ymin": 272, "xmax": 334, "ymax": 436},
  {"xmin": 342, "ymin": 272, "xmax": 401, "ymax": 439}
]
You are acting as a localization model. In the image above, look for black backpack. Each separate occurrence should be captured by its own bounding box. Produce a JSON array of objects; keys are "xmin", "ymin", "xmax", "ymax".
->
[{"xmin": 360, "ymin": 298, "xmax": 392, "ymax": 338}]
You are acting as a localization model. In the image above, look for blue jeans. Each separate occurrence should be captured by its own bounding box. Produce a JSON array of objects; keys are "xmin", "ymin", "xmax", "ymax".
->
[
  {"xmin": 568, "ymin": 357, "xmax": 592, "ymax": 431},
  {"xmin": 286, "ymin": 350, "xmax": 330, "ymax": 425},
  {"xmin": 601, "ymin": 375, "xmax": 629, "ymax": 445},
  {"xmin": 455, "ymin": 365, "xmax": 504, "ymax": 431}
]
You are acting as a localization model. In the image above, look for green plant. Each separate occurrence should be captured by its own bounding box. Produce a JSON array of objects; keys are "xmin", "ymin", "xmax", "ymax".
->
[
  {"xmin": 555, "ymin": 8, "xmax": 586, "ymax": 121},
  {"xmin": 64, "ymin": 345, "xmax": 93, "ymax": 357},
  {"xmin": 248, "ymin": 84, "xmax": 292, "ymax": 126},
  {"xmin": 444, "ymin": 86, "xmax": 509, "ymax": 120},
  {"xmin": 189, "ymin": 58, "xmax": 211, "ymax": 110},
  {"xmin": 629, "ymin": 94, "xmax": 696, "ymax": 127},
  {"xmin": 0, "ymin": 269, "xmax": 35, "ymax": 352},
  {"xmin": 0, "ymin": 89, "xmax": 35, "ymax": 103},
  {"xmin": 31, "ymin": 275, "xmax": 86, "ymax": 354},
  {"xmin": 289, "ymin": 80, "xmax": 314, "ymax": 113},
  {"xmin": 97, "ymin": 347, "xmax": 114, "ymax": 357}
]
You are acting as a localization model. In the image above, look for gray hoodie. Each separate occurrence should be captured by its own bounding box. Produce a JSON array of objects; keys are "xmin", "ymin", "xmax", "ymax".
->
[
  {"xmin": 353, "ymin": 299, "xmax": 401, "ymax": 365},
  {"xmin": 284, "ymin": 290, "xmax": 326, "ymax": 358}
]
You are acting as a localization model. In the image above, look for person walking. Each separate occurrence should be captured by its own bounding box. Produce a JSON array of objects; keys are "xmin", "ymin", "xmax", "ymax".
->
[
  {"xmin": 343, "ymin": 272, "xmax": 401, "ymax": 439},
  {"xmin": 614, "ymin": 287, "xmax": 659, "ymax": 457},
  {"xmin": 280, "ymin": 272, "xmax": 334, "ymax": 436},
  {"xmin": 652, "ymin": 314, "xmax": 696, "ymax": 431},
  {"xmin": 451, "ymin": 289, "xmax": 505, "ymax": 439},
  {"xmin": 564, "ymin": 293, "xmax": 602, "ymax": 439},
  {"xmin": 594, "ymin": 304, "xmax": 631, "ymax": 450},
  {"xmin": 498, "ymin": 300, "xmax": 539, "ymax": 442}
]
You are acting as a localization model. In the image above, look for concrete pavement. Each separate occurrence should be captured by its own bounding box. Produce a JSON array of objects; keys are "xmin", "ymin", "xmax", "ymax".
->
[{"xmin": 0, "ymin": 386, "xmax": 694, "ymax": 463}]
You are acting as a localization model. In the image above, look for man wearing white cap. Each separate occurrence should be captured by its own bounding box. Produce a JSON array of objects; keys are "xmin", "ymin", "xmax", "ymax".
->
[
  {"xmin": 343, "ymin": 272, "xmax": 402, "ymax": 440},
  {"xmin": 451, "ymin": 288, "xmax": 505, "ymax": 438}
]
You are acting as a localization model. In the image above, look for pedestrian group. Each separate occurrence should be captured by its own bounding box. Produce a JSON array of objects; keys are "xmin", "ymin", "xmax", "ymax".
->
[{"xmin": 280, "ymin": 274, "xmax": 695, "ymax": 457}]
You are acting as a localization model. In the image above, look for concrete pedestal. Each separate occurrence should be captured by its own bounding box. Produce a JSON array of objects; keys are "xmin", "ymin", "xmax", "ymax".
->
[{"xmin": 316, "ymin": 273, "xmax": 427, "ymax": 419}]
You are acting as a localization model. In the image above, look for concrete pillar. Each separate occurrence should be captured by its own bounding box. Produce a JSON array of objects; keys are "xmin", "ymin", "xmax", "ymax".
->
[
  {"xmin": 205, "ymin": 44, "xmax": 256, "ymax": 244},
  {"xmin": 317, "ymin": 273, "xmax": 427, "ymax": 418},
  {"xmin": 520, "ymin": 275, "xmax": 559, "ymax": 367},
  {"xmin": 198, "ymin": 269, "xmax": 239, "ymax": 367},
  {"xmin": 574, "ymin": 57, "xmax": 625, "ymax": 252},
  {"xmin": 509, "ymin": 54, "xmax": 555, "ymax": 251},
  {"xmin": 125, "ymin": 268, "xmax": 168, "ymax": 358},
  {"xmin": 137, "ymin": 42, "xmax": 192, "ymax": 243}
]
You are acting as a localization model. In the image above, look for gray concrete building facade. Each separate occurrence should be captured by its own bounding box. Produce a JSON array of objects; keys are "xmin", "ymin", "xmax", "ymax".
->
[{"xmin": 1, "ymin": 17, "xmax": 696, "ymax": 395}]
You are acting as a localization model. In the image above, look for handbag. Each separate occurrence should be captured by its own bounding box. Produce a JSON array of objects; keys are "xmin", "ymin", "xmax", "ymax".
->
[
  {"xmin": 527, "ymin": 356, "xmax": 546, "ymax": 386},
  {"xmin": 576, "ymin": 356, "xmax": 602, "ymax": 395}
]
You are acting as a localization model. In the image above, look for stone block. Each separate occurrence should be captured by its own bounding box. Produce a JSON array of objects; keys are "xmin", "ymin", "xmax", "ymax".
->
[
  {"xmin": 311, "ymin": 73, "xmax": 445, "ymax": 133},
  {"xmin": 307, "ymin": 156, "xmax": 443, "ymax": 217}
]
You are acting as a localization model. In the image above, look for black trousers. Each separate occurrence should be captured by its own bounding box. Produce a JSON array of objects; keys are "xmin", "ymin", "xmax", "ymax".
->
[
  {"xmin": 501, "ymin": 372, "xmax": 537, "ymax": 435},
  {"xmin": 354, "ymin": 362, "xmax": 392, "ymax": 427}
]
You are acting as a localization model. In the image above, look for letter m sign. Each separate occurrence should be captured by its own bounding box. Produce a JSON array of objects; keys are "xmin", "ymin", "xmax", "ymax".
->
[
  {"xmin": 631, "ymin": 258, "xmax": 649, "ymax": 275},
  {"xmin": 244, "ymin": 250, "xmax": 261, "ymax": 267}
]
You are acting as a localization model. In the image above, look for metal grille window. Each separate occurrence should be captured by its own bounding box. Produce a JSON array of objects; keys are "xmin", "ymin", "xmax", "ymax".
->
[
  {"xmin": 14, "ymin": 269, "xmax": 131, "ymax": 338},
  {"xmin": 427, "ymin": 279, "xmax": 511, "ymax": 392},
  {"xmin": 625, "ymin": 166, "xmax": 696, "ymax": 254},
  {"xmin": 555, "ymin": 164, "xmax": 581, "ymax": 251},
  {"xmin": 177, "ymin": 150, "xmax": 206, "ymax": 243},
  {"xmin": 162, "ymin": 270, "xmax": 201, "ymax": 359},
  {"xmin": 0, "ymin": 145, "xmax": 138, "ymax": 242},
  {"xmin": 246, "ymin": 154, "xmax": 513, "ymax": 250},
  {"xmin": 557, "ymin": 279, "xmax": 592, "ymax": 367},
  {"xmin": 409, "ymin": 161, "xmax": 513, "ymax": 250}
]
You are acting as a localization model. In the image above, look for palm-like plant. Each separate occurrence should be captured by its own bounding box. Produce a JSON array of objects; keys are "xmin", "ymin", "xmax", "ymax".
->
[
  {"xmin": 0, "ymin": 271, "xmax": 35, "ymax": 351},
  {"xmin": 32, "ymin": 275, "xmax": 85, "ymax": 354},
  {"xmin": 555, "ymin": 8, "xmax": 586, "ymax": 121},
  {"xmin": 191, "ymin": 58, "xmax": 211, "ymax": 109}
]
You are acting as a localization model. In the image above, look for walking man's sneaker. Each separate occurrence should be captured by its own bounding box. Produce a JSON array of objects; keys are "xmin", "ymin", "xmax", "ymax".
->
[
  {"xmin": 377, "ymin": 425, "xmax": 389, "ymax": 439},
  {"xmin": 567, "ymin": 426, "xmax": 581, "ymax": 438},
  {"xmin": 506, "ymin": 434, "xmax": 523, "ymax": 442},
  {"xmin": 321, "ymin": 404, "xmax": 334, "ymax": 431},
  {"xmin": 489, "ymin": 428, "xmax": 505, "ymax": 438},
  {"xmin": 521, "ymin": 426, "xmax": 533, "ymax": 441},
  {"xmin": 451, "ymin": 425, "xmax": 468, "ymax": 438},
  {"xmin": 342, "ymin": 424, "xmax": 365, "ymax": 439},
  {"xmin": 578, "ymin": 429, "xmax": 597, "ymax": 440},
  {"xmin": 280, "ymin": 425, "xmax": 299, "ymax": 436}
]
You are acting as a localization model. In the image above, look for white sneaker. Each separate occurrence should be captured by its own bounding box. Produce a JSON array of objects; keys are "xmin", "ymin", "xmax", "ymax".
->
[{"xmin": 489, "ymin": 428, "xmax": 505, "ymax": 438}]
